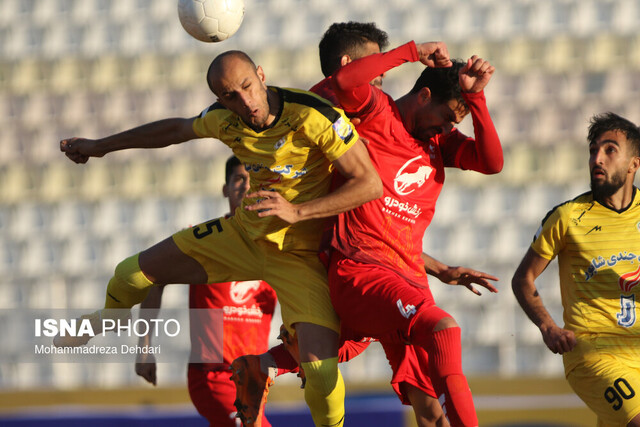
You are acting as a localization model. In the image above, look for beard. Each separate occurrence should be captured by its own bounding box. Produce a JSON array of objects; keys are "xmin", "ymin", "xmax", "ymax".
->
[{"xmin": 590, "ymin": 169, "xmax": 626, "ymax": 201}]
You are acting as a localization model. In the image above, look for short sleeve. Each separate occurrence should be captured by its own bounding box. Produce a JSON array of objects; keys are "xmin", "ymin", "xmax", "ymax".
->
[
  {"xmin": 310, "ymin": 108, "xmax": 359, "ymax": 163},
  {"xmin": 191, "ymin": 103, "xmax": 224, "ymax": 139},
  {"xmin": 531, "ymin": 205, "xmax": 567, "ymax": 261}
]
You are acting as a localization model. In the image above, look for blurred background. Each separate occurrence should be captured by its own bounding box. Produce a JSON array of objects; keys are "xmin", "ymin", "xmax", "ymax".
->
[{"xmin": 2, "ymin": 0, "xmax": 640, "ymax": 425}]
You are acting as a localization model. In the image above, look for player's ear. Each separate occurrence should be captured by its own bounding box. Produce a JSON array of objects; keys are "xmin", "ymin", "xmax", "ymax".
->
[
  {"xmin": 222, "ymin": 183, "xmax": 229, "ymax": 198},
  {"xmin": 628, "ymin": 155, "xmax": 640, "ymax": 174},
  {"xmin": 256, "ymin": 65, "xmax": 266, "ymax": 84},
  {"xmin": 417, "ymin": 87, "xmax": 432, "ymax": 105},
  {"xmin": 340, "ymin": 54, "xmax": 352, "ymax": 67}
]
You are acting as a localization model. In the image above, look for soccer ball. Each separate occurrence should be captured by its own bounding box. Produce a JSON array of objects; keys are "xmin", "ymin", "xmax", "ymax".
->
[{"xmin": 178, "ymin": 0, "xmax": 245, "ymax": 43}]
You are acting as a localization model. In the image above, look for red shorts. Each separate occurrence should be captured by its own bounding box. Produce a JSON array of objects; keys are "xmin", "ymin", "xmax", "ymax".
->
[
  {"xmin": 329, "ymin": 252, "xmax": 437, "ymax": 341},
  {"xmin": 381, "ymin": 340, "xmax": 436, "ymax": 404},
  {"xmin": 187, "ymin": 365, "xmax": 271, "ymax": 427}
]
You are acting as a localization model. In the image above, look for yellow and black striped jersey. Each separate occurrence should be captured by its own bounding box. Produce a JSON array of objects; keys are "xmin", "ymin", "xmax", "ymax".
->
[
  {"xmin": 532, "ymin": 188, "xmax": 640, "ymax": 369},
  {"xmin": 192, "ymin": 86, "xmax": 358, "ymax": 252}
]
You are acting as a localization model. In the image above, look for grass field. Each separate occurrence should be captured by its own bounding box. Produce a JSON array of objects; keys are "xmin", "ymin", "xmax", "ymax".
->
[{"xmin": 0, "ymin": 376, "xmax": 595, "ymax": 426}]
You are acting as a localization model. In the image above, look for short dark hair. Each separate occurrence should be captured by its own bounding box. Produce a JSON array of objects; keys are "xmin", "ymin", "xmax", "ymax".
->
[
  {"xmin": 225, "ymin": 155, "xmax": 242, "ymax": 184},
  {"xmin": 318, "ymin": 22, "xmax": 389, "ymax": 77},
  {"xmin": 207, "ymin": 50, "xmax": 256, "ymax": 93},
  {"xmin": 588, "ymin": 112, "xmax": 640, "ymax": 157},
  {"xmin": 410, "ymin": 60, "xmax": 466, "ymax": 109}
]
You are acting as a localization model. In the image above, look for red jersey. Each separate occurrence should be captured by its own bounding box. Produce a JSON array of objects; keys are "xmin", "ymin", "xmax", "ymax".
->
[
  {"xmin": 325, "ymin": 42, "xmax": 502, "ymax": 287},
  {"xmin": 189, "ymin": 280, "xmax": 277, "ymax": 366}
]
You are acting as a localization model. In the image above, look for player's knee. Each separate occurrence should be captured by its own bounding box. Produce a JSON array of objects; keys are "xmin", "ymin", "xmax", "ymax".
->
[
  {"xmin": 302, "ymin": 357, "xmax": 339, "ymax": 395},
  {"xmin": 433, "ymin": 316, "xmax": 458, "ymax": 332},
  {"xmin": 106, "ymin": 254, "xmax": 155, "ymax": 308},
  {"xmin": 113, "ymin": 254, "xmax": 155, "ymax": 291},
  {"xmin": 411, "ymin": 306, "xmax": 456, "ymax": 336}
]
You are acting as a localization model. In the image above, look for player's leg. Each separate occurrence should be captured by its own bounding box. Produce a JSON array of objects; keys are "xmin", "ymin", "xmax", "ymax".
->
[
  {"xmin": 329, "ymin": 254, "xmax": 476, "ymax": 426},
  {"xmin": 403, "ymin": 383, "xmax": 449, "ymax": 427},
  {"xmin": 266, "ymin": 248, "xmax": 344, "ymax": 427},
  {"xmin": 296, "ymin": 322, "xmax": 343, "ymax": 427},
  {"xmin": 565, "ymin": 351, "xmax": 640, "ymax": 427},
  {"xmin": 55, "ymin": 216, "xmax": 261, "ymax": 347},
  {"xmin": 188, "ymin": 366, "xmax": 255, "ymax": 427},
  {"xmin": 410, "ymin": 309, "xmax": 477, "ymax": 427},
  {"xmin": 380, "ymin": 338, "xmax": 448, "ymax": 427}
]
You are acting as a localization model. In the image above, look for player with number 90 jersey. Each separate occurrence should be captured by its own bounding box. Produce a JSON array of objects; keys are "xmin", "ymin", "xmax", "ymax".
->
[{"xmin": 532, "ymin": 189, "xmax": 640, "ymax": 373}]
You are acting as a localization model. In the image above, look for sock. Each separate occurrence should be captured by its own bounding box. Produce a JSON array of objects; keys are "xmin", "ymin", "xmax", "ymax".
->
[
  {"xmin": 301, "ymin": 357, "xmax": 345, "ymax": 427},
  {"xmin": 425, "ymin": 327, "xmax": 478, "ymax": 427},
  {"xmin": 104, "ymin": 254, "xmax": 153, "ymax": 309},
  {"xmin": 268, "ymin": 343, "xmax": 300, "ymax": 376}
]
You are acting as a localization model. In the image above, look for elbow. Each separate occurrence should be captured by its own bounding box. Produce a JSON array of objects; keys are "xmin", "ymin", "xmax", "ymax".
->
[{"xmin": 486, "ymin": 158, "xmax": 504, "ymax": 174}]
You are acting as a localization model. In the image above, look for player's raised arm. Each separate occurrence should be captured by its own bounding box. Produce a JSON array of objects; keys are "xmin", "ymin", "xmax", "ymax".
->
[
  {"xmin": 60, "ymin": 117, "xmax": 198, "ymax": 164},
  {"xmin": 332, "ymin": 41, "xmax": 450, "ymax": 113},
  {"xmin": 512, "ymin": 247, "xmax": 576, "ymax": 354},
  {"xmin": 446, "ymin": 56, "xmax": 503, "ymax": 174}
]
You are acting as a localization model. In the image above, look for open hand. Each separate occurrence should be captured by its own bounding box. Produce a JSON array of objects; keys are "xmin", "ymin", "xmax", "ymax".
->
[
  {"xmin": 135, "ymin": 352, "xmax": 158, "ymax": 386},
  {"xmin": 438, "ymin": 266, "xmax": 499, "ymax": 296},
  {"xmin": 245, "ymin": 190, "xmax": 301, "ymax": 224}
]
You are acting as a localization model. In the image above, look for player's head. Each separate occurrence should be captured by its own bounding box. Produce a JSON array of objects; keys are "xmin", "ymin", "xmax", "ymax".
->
[
  {"xmin": 319, "ymin": 21, "xmax": 389, "ymax": 87},
  {"xmin": 207, "ymin": 51, "xmax": 271, "ymax": 130},
  {"xmin": 223, "ymin": 155, "xmax": 250, "ymax": 214},
  {"xmin": 404, "ymin": 60, "xmax": 468, "ymax": 141},
  {"xmin": 587, "ymin": 112, "xmax": 640, "ymax": 201}
]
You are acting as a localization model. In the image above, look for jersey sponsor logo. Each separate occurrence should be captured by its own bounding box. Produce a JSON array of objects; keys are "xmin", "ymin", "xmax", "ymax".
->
[
  {"xmin": 396, "ymin": 299, "xmax": 416, "ymax": 319},
  {"xmin": 586, "ymin": 225, "xmax": 602, "ymax": 234},
  {"xmin": 585, "ymin": 252, "xmax": 640, "ymax": 281},
  {"xmin": 617, "ymin": 294, "xmax": 636, "ymax": 327},
  {"xmin": 245, "ymin": 163, "xmax": 308, "ymax": 180},
  {"xmin": 383, "ymin": 196, "xmax": 422, "ymax": 218},
  {"xmin": 394, "ymin": 156, "xmax": 434, "ymax": 196},
  {"xmin": 229, "ymin": 281, "xmax": 261, "ymax": 304},
  {"xmin": 619, "ymin": 265, "xmax": 640, "ymax": 292},
  {"xmin": 332, "ymin": 116, "xmax": 353, "ymax": 142},
  {"xmin": 274, "ymin": 137, "xmax": 286, "ymax": 150}
]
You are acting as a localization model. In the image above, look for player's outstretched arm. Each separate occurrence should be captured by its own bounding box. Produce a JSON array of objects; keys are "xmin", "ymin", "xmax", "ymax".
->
[
  {"xmin": 421, "ymin": 252, "xmax": 498, "ymax": 295},
  {"xmin": 60, "ymin": 118, "xmax": 198, "ymax": 164},
  {"xmin": 134, "ymin": 284, "xmax": 167, "ymax": 386},
  {"xmin": 245, "ymin": 138, "xmax": 382, "ymax": 223},
  {"xmin": 512, "ymin": 248, "xmax": 576, "ymax": 354}
]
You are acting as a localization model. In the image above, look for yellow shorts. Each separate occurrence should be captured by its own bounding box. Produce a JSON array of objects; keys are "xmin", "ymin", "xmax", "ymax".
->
[
  {"xmin": 566, "ymin": 351, "xmax": 640, "ymax": 427},
  {"xmin": 172, "ymin": 215, "xmax": 340, "ymax": 334}
]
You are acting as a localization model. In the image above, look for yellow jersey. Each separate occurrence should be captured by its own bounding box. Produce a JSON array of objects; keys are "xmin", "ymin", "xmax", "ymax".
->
[
  {"xmin": 192, "ymin": 86, "xmax": 358, "ymax": 252},
  {"xmin": 532, "ymin": 188, "xmax": 640, "ymax": 370}
]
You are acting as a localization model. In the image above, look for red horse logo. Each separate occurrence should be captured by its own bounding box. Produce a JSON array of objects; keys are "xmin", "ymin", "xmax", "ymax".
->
[{"xmin": 229, "ymin": 280, "xmax": 261, "ymax": 304}]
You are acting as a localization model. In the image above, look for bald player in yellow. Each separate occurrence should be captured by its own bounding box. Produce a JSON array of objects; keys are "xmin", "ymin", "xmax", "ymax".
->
[
  {"xmin": 512, "ymin": 112, "xmax": 640, "ymax": 427},
  {"xmin": 59, "ymin": 50, "xmax": 382, "ymax": 427}
]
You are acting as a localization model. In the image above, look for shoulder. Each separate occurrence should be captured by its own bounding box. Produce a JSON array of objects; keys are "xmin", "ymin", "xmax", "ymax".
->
[
  {"xmin": 541, "ymin": 191, "xmax": 593, "ymax": 226},
  {"xmin": 279, "ymin": 87, "xmax": 343, "ymax": 123},
  {"xmin": 198, "ymin": 101, "xmax": 228, "ymax": 118}
]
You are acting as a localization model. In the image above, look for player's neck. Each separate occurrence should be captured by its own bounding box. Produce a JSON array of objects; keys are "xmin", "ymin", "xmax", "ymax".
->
[
  {"xmin": 261, "ymin": 89, "xmax": 281, "ymax": 130},
  {"xmin": 596, "ymin": 182, "xmax": 635, "ymax": 211},
  {"xmin": 394, "ymin": 94, "xmax": 414, "ymax": 134}
]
